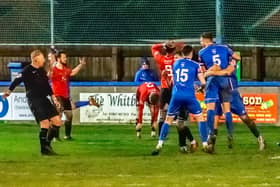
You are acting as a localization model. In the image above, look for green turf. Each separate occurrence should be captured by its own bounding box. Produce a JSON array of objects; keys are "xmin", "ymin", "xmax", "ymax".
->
[{"xmin": 0, "ymin": 123, "xmax": 280, "ymax": 187}]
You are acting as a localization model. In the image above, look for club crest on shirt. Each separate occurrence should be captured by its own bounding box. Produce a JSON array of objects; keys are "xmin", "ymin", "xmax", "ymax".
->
[{"xmin": 212, "ymin": 49, "xmax": 217, "ymax": 54}]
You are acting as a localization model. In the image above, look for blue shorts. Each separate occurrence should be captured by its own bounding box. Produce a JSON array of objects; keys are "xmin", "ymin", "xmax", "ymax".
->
[
  {"xmin": 215, "ymin": 90, "xmax": 246, "ymax": 116},
  {"xmin": 167, "ymin": 94, "xmax": 202, "ymax": 117},
  {"xmin": 205, "ymin": 76, "xmax": 233, "ymax": 104}
]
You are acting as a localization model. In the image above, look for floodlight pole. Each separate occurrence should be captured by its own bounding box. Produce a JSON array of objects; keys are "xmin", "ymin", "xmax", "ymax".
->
[
  {"xmin": 216, "ymin": 0, "xmax": 224, "ymax": 44},
  {"xmin": 50, "ymin": 0, "xmax": 54, "ymax": 45}
]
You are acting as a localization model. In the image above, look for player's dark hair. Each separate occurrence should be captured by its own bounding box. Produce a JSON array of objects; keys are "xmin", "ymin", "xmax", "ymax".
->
[
  {"xmin": 165, "ymin": 45, "xmax": 176, "ymax": 54},
  {"xmin": 201, "ymin": 32, "xmax": 213, "ymax": 40},
  {"xmin": 56, "ymin": 50, "xmax": 66, "ymax": 58},
  {"xmin": 181, "ymin": 45, "xmax": 193, "ymax": 56},
  {"xmin": 149, "ymin": 92, "xmax": 160, "ymax": 105}
]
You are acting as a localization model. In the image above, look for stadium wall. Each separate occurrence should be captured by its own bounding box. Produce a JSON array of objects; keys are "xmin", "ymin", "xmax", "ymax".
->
[{"xmin": 0, "ymin": 46, "xmax": 279, "ymax": 81}]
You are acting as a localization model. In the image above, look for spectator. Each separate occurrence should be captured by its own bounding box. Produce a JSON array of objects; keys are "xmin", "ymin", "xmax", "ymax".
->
[{"xmin": 134, "ymin": 57, "xmax": 159, "ymax": 82}]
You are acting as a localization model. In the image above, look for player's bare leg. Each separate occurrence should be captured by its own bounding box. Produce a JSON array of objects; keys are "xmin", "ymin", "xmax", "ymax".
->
[
  {"xmin": 52, "ymin": 99, "xmax": 63, "ymax": 142},
  {"xmin": 239, "ymin": 114, "xmax": 265, "ymax": 151}
]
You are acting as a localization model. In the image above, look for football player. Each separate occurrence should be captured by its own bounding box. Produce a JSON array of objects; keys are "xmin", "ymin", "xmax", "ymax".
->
[
  {"xmin": 199, "ymin": 32, "xmax": 240, "ymax": 153},
  {"xmin": 152, "ymin": 45, "xmax": 207, "ymax": 155},
  {"xmin": 135, "ymin": 82, "xmax": 160, "ymax": 138}
]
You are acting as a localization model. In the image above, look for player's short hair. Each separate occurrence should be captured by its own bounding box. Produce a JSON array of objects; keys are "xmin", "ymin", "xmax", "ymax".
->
[
  {"xmin": 30, "ymin": 50, "xmax": 44, "ymax": 61},
  {"xmin": 165, "ymin": 46, "xmax": 176, "ymax": 54},
  {"xmin": 201, "ymin": 32, "xmax": 213, "ymax": 41},
  {"xmin": 148, "ymin": 92, "xmax": 160, "ymax": 105},
  {"xmin": 181, "ymin": 45, "xmax": 193, "ymax": 56},
  {"xmin": 56, "ymin": 50, "xmax": 66, "ymax": 58}
]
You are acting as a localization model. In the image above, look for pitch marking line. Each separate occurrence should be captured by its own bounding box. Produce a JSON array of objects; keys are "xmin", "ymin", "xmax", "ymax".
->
[{"xmin": 269, "ymin": 155, "xmax": 280, "ymax": 160}]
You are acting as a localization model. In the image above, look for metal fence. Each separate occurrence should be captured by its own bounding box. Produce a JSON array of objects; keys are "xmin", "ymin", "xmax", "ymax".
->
[{"xmin": 0, "ymin": 0, "xmax": 279, "ymax": 47}]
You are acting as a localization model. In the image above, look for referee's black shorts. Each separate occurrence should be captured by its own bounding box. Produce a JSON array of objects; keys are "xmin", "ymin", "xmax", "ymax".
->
[
  {"xmin": 55, "ymin": 96, "xmax": 72, "ymax": 111},
  {"xmin": 28, "ymin": 96, "xmax": 59, "ymax": 122}
]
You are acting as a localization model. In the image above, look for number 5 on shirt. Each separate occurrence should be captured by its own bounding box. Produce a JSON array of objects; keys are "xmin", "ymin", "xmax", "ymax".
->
[{"xmin": 212, "ymin": 54, "xmax": 221, "ymax": 66}]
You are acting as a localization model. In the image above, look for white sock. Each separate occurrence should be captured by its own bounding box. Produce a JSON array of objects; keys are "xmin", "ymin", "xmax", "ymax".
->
[
  {"xmin": 191, "ymin": 140, "xmax": 196, "ymax": 145},
  {"xmin": 202, "ymin": 142, "xmax": 208, "ymax": 147}
]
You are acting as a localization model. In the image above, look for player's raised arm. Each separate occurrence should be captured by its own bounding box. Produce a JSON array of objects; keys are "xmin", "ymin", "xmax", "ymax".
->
[
  {"xmin": 71, "ymin": 57, "xmax": 86, "ymax": 76},
  {"xmin": 46, "ymin": 47, "xmax": 58, "ymax": 78},
  {"xmin": 151, "ymin": 43, "xmax": 165, "ymax": 63}
]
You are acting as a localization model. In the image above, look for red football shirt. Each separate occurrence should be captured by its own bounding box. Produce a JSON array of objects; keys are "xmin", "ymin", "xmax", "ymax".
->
[
  {"xmin": 51, "ymin": 65, "xmax": 72, "ymax": 98},
  {"xmin": 151, "ymin": 43, "xmax": 175, "ymax": 88},
  {"xmin": 136, "ymin": 82, "xmax": 160, "ymax": 124}
]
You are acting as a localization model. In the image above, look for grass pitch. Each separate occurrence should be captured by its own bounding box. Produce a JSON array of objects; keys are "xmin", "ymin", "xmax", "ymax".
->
[{"xmin": 0, "ymin": 123, "xmax": 280, "ymax": 187}]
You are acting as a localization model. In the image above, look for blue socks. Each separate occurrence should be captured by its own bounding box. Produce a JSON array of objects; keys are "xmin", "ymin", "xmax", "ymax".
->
[
  {"xmin": 207, "ymin": 109, "xmax": 215, "ymax": 134},
  {"xmin": 225, "ymin": 112, "xmax": 233, "ymax": 136},
  {"xmin": 159, "ymin": 123, "xmax": 170, "ymax": 141},
  {"xmin": 198, "ymin": 121, "xmax": 208, "ymax": 142},
  {"xmin": 75, "ymin": 101, "xmax": 89, "ymax": 108}
]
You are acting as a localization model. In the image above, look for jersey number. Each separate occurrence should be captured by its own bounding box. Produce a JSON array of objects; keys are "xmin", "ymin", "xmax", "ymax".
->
[
  {"xmin": 175, "ymin": 69, "xmax": 188, "ymax": 82},
  {"xmin": 165, "ymin": 65, "xmax": 173, "ymax": 76},
  {"xmin": 212, "ymin": 54, "xmax": 221, "ymax": 65}
]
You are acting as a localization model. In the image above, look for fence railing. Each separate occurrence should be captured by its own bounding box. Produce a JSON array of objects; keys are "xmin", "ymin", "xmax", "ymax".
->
[{"xmin": 0, "ymin": 0, "xmax": 279, "ymax": 47}]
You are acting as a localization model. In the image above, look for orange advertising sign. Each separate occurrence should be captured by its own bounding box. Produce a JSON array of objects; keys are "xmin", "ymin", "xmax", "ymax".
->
[{"xmin": 192, "ymin": 93, "xmax": 278, "ymax": 124}]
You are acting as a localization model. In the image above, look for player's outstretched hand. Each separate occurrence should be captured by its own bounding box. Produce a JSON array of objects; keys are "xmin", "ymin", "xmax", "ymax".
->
[{"xmin": 79, "ymin": 57, "xmax": 86, "ymax": 65}]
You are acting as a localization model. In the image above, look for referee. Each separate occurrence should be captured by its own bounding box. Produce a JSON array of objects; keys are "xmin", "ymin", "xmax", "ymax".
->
[{"xmin": 3, "ymin": 50, "xmax": 62, "ymax": 156}]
